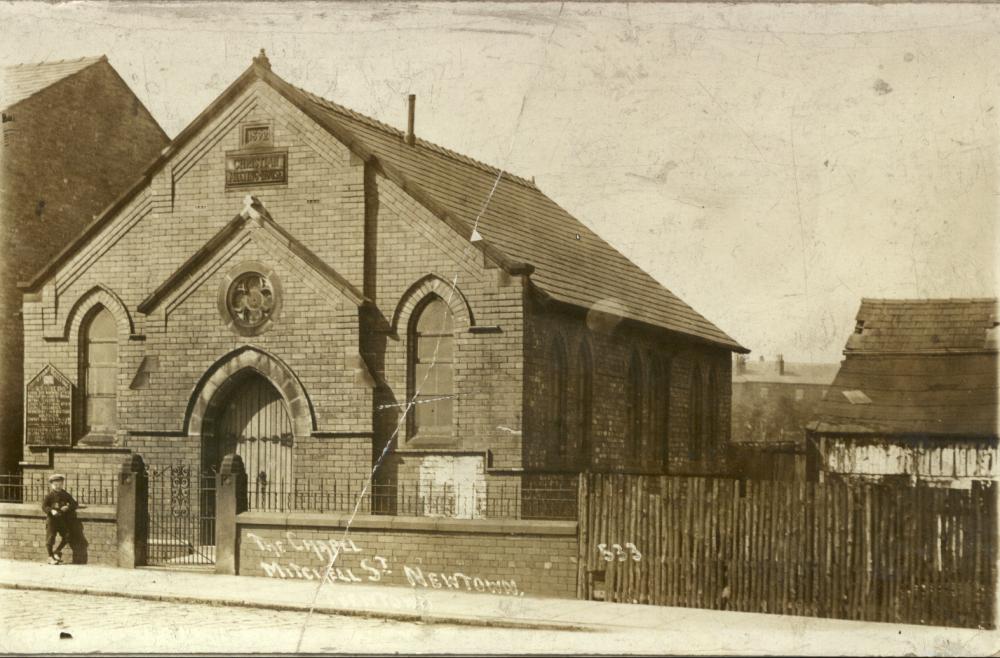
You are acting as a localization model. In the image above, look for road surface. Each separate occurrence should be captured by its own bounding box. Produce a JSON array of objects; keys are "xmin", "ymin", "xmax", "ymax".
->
[{"xmin": 0, "ymin": 588, "xmax": 624, "ymax": 654}]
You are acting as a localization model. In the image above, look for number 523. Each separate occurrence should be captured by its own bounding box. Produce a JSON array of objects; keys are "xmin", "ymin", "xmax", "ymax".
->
[{"xmin": 596, "ymin": 542, "xmax": 642, "ymax": 562}]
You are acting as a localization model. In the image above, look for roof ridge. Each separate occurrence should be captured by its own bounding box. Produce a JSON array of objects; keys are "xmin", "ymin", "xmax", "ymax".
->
[
  {"xmin": 293, "ymin": 83, "xmax": 539, "ymax": 191},
  {"xmin": 860, "ymin": 297, "xmax": 998, "ymax": 304},
  {"xmin": 4, "ymin": 54, "xmax": 105, "ymax": 71}
]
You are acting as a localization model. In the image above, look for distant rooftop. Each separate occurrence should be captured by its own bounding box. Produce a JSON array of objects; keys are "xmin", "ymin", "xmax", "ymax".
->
[
  {"xmin": 732, "ymin": 356, "xmax": 840, "ymax": 386},
  {"xmin": 2, "ymin": 55, "xmax": 106, "ymax": 109}
]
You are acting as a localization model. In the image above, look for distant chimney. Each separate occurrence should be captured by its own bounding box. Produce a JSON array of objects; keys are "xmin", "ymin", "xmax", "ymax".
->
[
  {"xmin": 405, "ymin": 94, "xmax": 416, "ymax": 146},
  {"xmin": 777, "ymin": 354, "xmax": 785, "ymax": 375}
]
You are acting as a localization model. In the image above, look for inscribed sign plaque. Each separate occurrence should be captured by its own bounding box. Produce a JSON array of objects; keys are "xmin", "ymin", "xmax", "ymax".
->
[
  {"xmin": 25, "ymin": 365, "xmax": 73, "ymax": 446},
  {"xmin": 225, "ymin": 149, "xmax": 288, "ymax": 188}
]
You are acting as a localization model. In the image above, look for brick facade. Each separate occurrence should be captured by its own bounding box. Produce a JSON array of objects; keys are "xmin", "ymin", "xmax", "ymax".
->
[
  {"xmin": 18, "ymin": 78, "xmax": 528, "ymax": 494},
  {"xmin": 524, "ymin": 296, "xmax": 733, "ymax": 476},
  {"xmin": 0, "ymin": 58, "xmax": 168, "ymax": 474},
  {"xmin": 18, "ymin": 60, "xmax": 739, "ymax": 520},
  {"xmin": 238, "ymin": 514, "xmax": 578, "ymax": 598},
  {"xmin": 0, "ymin": 504, "xmax": 117, "ymax": 564}
]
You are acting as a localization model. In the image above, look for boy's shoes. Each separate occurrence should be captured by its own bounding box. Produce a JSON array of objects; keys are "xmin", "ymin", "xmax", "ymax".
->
[
  {"xmin": 47, "ymin": 556, "xmax": 59, "ymax": 565},
  {"xmin": 54, "ymin": 552, "xmax": 64, "ymax": 564}
]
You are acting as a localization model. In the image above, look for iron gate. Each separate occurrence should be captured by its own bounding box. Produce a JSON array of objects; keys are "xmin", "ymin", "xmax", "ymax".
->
[{"xmin": 147, "ymin": 464, "xmax": 216, "ymax": 567}]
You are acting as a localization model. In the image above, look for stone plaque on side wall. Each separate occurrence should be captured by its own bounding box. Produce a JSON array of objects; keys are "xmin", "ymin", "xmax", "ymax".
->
[{"xmin": 25, "ymin": 365, "xmax": 73, "ymax": 447}]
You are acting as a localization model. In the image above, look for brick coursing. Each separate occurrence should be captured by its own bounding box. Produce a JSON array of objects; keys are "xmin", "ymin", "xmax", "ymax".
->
[
  {"xmin": 0, "ymin": 60, "xmax": 168, "ymax": 473},
  {"xmin": 0, "ymin": 507, "xmax": 117, "ymax": 564},
  {"xmin": 19, "ymin": 449, "xmax": 127, "ymax": 496},
  {"xmin": 19, "ymin": 81, "xmax": 525, "ymax": 491},
  {"xmin": 239, "ymin": 522, "xmax": 577, "ymax": 598},
  {"xmin": 523, "ymin": 294, "xmax": 734, "ymax": 476}
]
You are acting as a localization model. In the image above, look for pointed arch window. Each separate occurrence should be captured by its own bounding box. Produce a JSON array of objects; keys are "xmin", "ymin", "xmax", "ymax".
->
[
  {"xmin": 626, "ymin": 350, "xmax": 643, "ymax": 461},
  {"xmin": 644, "ymin": 352, "xmax": 660, "ymax": 465},
  {"xmin": 408, "ymin": 295, "xmax": 455, "ymax": 440},
  {"xmin": 81, "ymin": 306, "xmax": 118, "ymax": 434},
  {"xmin": 577, "ymin": 339, "xmax": 593, "ymax": 469},
  {"xmin": 689, "ymin": 364, "xmax": 703, "ymax": 461},
  {"xmin": 659, "ymin": 356, "xmax": 672, "ymax": 471},
  {"xmin": 550, "ymin": 335, "xmax": 568, "ymax": 458},
  {"xmin": 707, "ymin": 367, "xmax": 719, "ymax": 456}
]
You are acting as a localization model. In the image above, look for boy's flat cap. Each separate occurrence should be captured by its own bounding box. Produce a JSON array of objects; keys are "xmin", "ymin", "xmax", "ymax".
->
[{"xmin": 48, "ymin": 473, "xmax": 66, "ymax": 482}]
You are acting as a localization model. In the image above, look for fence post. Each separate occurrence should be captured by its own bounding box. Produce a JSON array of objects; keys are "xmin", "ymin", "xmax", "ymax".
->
[
  {"xmin": 116, "ymin": 454, "xmax": 148, "ymax": 568},
  {"xmin": 215, "ymin": 454, "xmax": 248, "ymax": 575}
]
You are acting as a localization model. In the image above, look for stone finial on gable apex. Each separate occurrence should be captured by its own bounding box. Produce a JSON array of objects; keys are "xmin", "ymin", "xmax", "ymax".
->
[
  {"xmin": 253, "ymin": 48, "xmax": 271, "ymax": 70},
  {"xmin": 241, "ymin": 195, "xmax": 264, "ymax": 221}
]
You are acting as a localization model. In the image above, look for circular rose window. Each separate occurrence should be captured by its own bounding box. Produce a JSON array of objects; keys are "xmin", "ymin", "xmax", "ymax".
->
[{"xmin": 226, "ymin": 272, "xmax": 276, "ymax": 330}]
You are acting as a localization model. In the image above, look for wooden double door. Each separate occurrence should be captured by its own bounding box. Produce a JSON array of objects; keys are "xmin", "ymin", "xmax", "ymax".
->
[{"xmin": 203, "ymin": 373, "xmax": 294, "ymax": 510}]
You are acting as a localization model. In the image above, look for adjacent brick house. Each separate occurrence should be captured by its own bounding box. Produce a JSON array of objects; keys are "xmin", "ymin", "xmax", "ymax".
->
[
  {"xmin": 17, "ymin": 52, "xmax": 747, "ymax": 517},
  {"xmin": 732, "ymin": 355, "xmax": 839, "ymax": 443},
  {"xmin": 807, "ymin": 298, "xmax": 998, "ymax": 488},
  {"xmin": 729, "ymin": 355, "xmax": 839, "ymax": 481},
  {"xmin": 0, "ymin": 56, "xmax": 169, "ymax": 474}
]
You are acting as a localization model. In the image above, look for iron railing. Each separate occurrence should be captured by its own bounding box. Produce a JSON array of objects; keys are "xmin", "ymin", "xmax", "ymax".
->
[
  {"xmin": 0, "ymin": 472, "xmax": 117, "ymax": 506},
  {"xmin": 0, "ymin": 470, "xmax": 578, "ymax": 520},
  {"xmin": 146, "ymin": 466, "xmax": 216, "ymax": 567},
  {"xmin": 243, "ymin": 478, "xmax": 578, "ymax": 520}
]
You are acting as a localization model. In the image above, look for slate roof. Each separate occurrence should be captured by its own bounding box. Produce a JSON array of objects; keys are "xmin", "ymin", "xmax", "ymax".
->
[
  {"xmin": 2, "ymin": 55, "xmax": 105, "ymax": 109},
  {"xmin": 809, "ymin": 298, "xmax": 999, "ymax": 438},
  {"xmin": 18, "ymin": 55, "xmax": 747, "ymax": 353},
  {"xmin": 732, "ymin": 358, "xmax": 840, "ymax": 386},
  {"xmin": 845, "ymin": 298, "xmax": 997, "ymax": 353},
  {"xmin": 282, "ymin": 82, "xmax": 745, "ymax": 352}
]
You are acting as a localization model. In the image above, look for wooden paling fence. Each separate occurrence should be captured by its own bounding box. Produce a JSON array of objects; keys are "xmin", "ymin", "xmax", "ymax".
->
[{"xmin": 577, "ymin": 474, "xmax": 997, "ymax": 629}]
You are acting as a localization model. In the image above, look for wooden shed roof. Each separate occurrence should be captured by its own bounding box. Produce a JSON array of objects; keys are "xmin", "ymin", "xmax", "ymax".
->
[
  {"xmin": 846, "ymin": 298, "xmax": 997, "ymax": 354},
  {"xmin": 809, "ymin": 298, "xmax": 999, "ymax": 438}
]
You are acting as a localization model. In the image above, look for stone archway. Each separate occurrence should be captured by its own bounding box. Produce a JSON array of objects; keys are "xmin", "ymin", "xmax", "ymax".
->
[
  {"xmin": 184, "ymin": 347, "xmax": 311, "ymax": 518},
  {"xmin": 186, "ymin": 346, "xmax": 314, "ymax": 443}
]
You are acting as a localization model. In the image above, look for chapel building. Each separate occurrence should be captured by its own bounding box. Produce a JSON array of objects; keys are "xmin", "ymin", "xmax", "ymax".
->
[{"xmin": 18, "ymin": 52, "xmax": 747, "ymax": 515}]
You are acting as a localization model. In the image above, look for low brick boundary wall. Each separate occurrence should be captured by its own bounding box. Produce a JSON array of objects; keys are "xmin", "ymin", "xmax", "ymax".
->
[
  {"xmin": 0, "ymin": 503, "xmax": 117, "ymax": 565},
  {"xmin": 237, "ymin": 512, "xmax": 578, "ymax": 599}
]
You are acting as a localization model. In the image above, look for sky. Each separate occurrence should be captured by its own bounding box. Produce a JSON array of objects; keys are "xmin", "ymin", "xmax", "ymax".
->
[{"xmin": 2, "ymin": 1, "xmax": 997, "ymax": 363}]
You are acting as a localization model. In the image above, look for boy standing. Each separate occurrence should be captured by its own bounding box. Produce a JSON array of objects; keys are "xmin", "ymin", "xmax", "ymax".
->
[{"xmin": 41, "ymin": 474, "xmax": 78, "ymax": 564}]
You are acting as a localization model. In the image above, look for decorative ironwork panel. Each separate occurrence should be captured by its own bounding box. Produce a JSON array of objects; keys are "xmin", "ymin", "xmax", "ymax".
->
[{"xmin": 147, "ymin": 463, "xmax": 215, "ymax": 568}]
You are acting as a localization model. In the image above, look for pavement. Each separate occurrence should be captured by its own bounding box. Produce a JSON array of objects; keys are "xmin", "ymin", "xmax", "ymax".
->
[{"xmin": 1, "ymin": 558, "xmax": 998, "ymax": 655}]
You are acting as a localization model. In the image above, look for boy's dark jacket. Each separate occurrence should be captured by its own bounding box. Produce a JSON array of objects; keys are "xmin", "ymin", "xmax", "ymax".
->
[{"xmin": 42, "ymin": 490, "xmax": 78, "ymax": 522}]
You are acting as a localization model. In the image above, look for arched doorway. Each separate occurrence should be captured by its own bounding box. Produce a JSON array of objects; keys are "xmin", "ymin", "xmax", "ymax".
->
[{"xmin": 202, "ymin": 371, "xmax": 294, "ymax": 511}]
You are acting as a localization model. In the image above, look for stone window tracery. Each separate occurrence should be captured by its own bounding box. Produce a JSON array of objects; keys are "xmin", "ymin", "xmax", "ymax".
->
[
  {"xmin": 218, "ymin": 261, "xmax": 282, "ymax": 336},
  {"xmin": 227, "ymin": 272, "xmax": 276, "ymax": 330}
]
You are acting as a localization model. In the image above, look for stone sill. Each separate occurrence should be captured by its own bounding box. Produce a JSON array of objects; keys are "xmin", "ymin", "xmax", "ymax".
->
[
  {"xmin": 25, "ymin": 445, "xmax": 130, "ymax": 454},
  {"xmin": 237, "ymin": 511, "xmax": 577, "ymax": 536},
  {"xmin": 392, "ymin": 448, "xmax": 486, "ymax": 457},
  {"xmin": 0, "ymin": 503, "xmax": 116, "ymax": 521}
]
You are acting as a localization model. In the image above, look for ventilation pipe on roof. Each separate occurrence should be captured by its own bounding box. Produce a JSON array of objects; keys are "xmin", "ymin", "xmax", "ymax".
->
[
  {"xmin": 405, "ymin": 94, "xmax": 416, "ymax": 146},
  {"xmin": 777, "ymin": 354, "xmax": 785, "ymax": 375}
]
